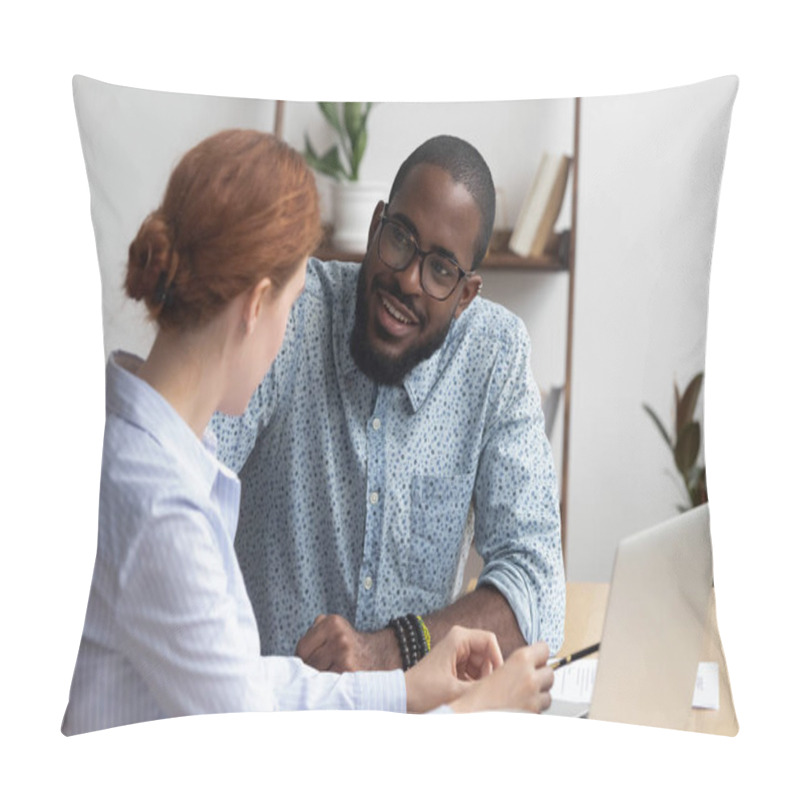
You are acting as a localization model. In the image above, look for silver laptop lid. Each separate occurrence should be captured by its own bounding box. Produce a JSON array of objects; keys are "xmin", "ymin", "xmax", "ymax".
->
[{"xmin": 588, "ymin": 504, "xmax": 713, "ymax": 729}]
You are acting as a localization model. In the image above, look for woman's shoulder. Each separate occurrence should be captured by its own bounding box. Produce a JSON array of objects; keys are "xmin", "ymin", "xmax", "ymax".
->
[
  {"xmin": 101, "ymin": 415, "xmax": 207, "ymax": 527},
  {"xmin": 98, "ymin": 419, "xmax": 222, "ymax": 573}
]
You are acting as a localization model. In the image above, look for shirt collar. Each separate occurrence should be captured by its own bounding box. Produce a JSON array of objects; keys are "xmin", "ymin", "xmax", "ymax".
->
[
  {"xmin": 332, "ymin": 268, "xmax": 473, "ymax": 414},
  {"xmin": 106, "ymin": 351, "xmax": 230, "ymax": 497}
]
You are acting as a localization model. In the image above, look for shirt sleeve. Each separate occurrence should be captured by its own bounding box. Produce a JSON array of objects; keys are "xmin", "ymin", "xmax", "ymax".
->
[
  {"xmin": 472, "ymin": 319, "xmax": 566, "ymax": 653},
  {"xmin": 262, "ymin": 657, "xmax": 406, "ymax": 713},
  {"xmin": 113, "ymin": 497, "xmax": 405, "ymax": 716}
]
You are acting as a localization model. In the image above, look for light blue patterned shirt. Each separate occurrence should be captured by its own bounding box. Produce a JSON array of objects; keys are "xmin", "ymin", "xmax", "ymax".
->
[
  {"xmin": 62, "ymin": 352, "xmax": 405, "ymax": 735},
  {"xmin": 213, "ymin": 259, "xmax": 565, "ymax": 658}
]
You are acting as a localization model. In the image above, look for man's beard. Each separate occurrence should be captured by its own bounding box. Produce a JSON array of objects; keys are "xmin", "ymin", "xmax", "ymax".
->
[{"xmin": 349, "ymin": 263, "xmax": 452, "ymax": 386}]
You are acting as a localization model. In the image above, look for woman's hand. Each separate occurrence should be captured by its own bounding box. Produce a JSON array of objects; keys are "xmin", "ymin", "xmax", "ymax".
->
[
  {"xmin": 404, "ymin": 626, "xmax": 503, "ymax": 713},
  {"xmin": 449, "ymin": 642, "xmax": 554, "ymax": 714}
]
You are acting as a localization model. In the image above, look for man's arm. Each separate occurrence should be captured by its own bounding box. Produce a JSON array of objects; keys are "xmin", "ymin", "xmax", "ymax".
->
[
  {"xmin": 421, "ymin": 584, "xmax": 526, "ymax": 655},
  {"xmin": 295, "ymin": 585, "xmax": 524, "ymax": 672}
]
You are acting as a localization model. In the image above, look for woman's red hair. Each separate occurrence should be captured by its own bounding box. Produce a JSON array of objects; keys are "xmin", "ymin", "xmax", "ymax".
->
[{"xmin": 126, "ymin": 129, "xmax": 321, "ymax": 329}]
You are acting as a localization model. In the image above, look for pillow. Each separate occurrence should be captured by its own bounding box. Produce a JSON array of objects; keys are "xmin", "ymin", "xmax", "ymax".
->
[{"xmin": 70, "ymin": 74, "xmax": 738, "ymax": 735}]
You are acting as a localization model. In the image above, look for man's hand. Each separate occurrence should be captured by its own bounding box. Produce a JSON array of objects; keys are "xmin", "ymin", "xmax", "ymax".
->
[{"xmin": 295, "ymin": 614, "xmax": 401, "ymax": 672}]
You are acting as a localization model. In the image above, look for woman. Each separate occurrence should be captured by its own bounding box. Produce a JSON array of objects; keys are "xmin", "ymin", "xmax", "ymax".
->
[{"xmin": 62, "ymin": 129, "xmax": 553, "ymax": 735}]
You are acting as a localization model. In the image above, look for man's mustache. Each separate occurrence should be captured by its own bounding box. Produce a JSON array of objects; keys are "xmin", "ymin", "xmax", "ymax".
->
[{"xmin": 371, "ymin": 275, "xmax": 426, "ymax": 325}]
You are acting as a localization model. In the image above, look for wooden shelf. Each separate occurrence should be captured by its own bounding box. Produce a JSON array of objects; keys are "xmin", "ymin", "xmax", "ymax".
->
[
  {"xmin": 313, "ymin": 228, "xmax": 569, "ymax": 272},
  {"xmin": 313, "ymin": 226, "xmax": 365, "ymax": 264},
  {"xmin": 482, "ymin": 230, "xmax": 569, "ymax": 272}
]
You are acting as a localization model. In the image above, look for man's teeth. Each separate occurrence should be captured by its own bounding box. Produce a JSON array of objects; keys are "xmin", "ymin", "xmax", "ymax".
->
[{"xmin": 382, "ymin": 297, "xmax": 412, "ymax": 324}]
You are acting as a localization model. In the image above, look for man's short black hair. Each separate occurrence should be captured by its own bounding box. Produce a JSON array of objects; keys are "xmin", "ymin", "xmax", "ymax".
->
[{"xmin": 388, "ymin": 135, "xmax": 495, "ymax": 270}]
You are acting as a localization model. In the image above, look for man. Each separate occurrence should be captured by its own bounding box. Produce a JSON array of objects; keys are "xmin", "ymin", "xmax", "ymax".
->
[{"xmin": 212, "ymin": 134, "xmax": 565, "ymax": 672}]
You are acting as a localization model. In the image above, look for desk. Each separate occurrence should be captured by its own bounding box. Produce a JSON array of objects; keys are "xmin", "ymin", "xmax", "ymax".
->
[{"xmin": 556, "ymin": 582, "xmax": 738, "ymax": 736}]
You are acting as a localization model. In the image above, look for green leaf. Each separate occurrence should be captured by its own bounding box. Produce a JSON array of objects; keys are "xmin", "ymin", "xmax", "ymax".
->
[
  {"xmin": 694, "ymin": 466, "xmax": 708, "ymax": 506},
  {"xmin": 303, "ymin": 136, "xmax": 325, "ymax": 172},
  {"xmin": 673, "ymin": 380, "xmax": 680, "ymax": 435},
  {"xmin": 350, "ymin": 126, "xmax": 367, "ymax": 181},
  {"xmin": 353, "ymin": 103, "xmax": 374, "ymax": 176},
  {"xmin": 356, "ymin": 102, "xmax": 374, "ymax": 139},
  {"xmin": 318, "ymin": 102, "xmax": 344, "ymax": 137},
  {"xmin": 674, "ymin": 421, "xmax": 701, "ymax": 475},
  {"xmin": 304, "ymin": 137, "xmax": 346, "ymax": 180},
  {"xmin": 643, "ymin": 404, "xmax": 672, "ymax": 449},
  {"xmin": 677, "ymin": 372, "xmax": 704, "ymax": 434},
  {"xmin": 359, "ymin": 103, "xmax": 374, "ymax": 136},
  {"xmin": 343, "ymin": 102, "xmax": 375, "ymax": 180},
  {"xmin": 343, "ymin": 102, "xmax": 363, "ymax": 144},
  {"xmin": 303, "ymin": 134, "xmax": 326, "ymax": 162}
]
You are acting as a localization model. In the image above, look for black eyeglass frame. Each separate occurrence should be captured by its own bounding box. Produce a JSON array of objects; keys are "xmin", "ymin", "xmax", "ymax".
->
[{"xmin": 376, "ymin": 213, "xmax": 470, "ymax": 301}]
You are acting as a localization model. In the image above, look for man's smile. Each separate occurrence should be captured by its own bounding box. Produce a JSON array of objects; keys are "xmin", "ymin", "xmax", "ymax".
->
[{"xmin": 374, "ymin": 287, "xmax": 420, "ymax": 338}]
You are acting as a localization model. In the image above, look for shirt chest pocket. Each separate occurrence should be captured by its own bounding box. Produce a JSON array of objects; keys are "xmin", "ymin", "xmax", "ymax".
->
[{"xmin": 408, "ymin": 474, "xmax": 474, "ymax": 595}]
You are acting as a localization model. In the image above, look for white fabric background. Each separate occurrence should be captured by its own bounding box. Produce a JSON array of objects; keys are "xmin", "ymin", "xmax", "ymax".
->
[{"xmin": 3, "ymin": 1, "xmax": 797, "ymax": 798}]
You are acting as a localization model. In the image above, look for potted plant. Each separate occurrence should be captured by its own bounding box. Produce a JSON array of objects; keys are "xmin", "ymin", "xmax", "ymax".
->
[
  {"xmin": 304, "ymin": 102, "xmax": 384, "ymax": 252},
  {"xmin": 643, "ymin": 371, "xmax": 708, "ymax": 512}
]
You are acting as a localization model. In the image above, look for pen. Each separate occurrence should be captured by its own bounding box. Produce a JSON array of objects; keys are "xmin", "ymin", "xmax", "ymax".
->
[{"xmin": 549, "ymin": 642, "xmax": 600, "ymax": 670}]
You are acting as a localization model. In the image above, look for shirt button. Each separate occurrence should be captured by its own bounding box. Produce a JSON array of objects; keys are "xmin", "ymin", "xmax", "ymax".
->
[
  {"xmin": 363, "ymin": 576, "xmax": 373, "ymax": 590},
  {"xmin": 372, "ymin": 418, "xmax": 381, "ymax": 431},
  {"xmin": 369, "ymin": 491, "xmax": 379, "ymax": 505}
]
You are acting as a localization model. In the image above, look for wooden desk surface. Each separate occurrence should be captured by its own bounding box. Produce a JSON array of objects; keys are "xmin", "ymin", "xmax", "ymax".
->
[{"xmin": 557, "ymin": 582, "xmax": 738, "ymax": 736}]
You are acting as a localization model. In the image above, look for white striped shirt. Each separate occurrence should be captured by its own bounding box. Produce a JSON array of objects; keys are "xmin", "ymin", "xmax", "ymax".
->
[{"xmin": 62, "ymin": 352, "xmax": 405, "ymax": 735}]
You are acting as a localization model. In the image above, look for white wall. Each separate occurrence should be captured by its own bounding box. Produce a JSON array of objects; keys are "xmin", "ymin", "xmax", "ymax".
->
[
  {"xmin": 566, "ymin": 78, "xmax": 737, "ymax": 580},
  {"xmin": 74, "ymin": 78, "xmax": 278, "ymax": 359},
  {"xmin": 76, "ymin": 76, "xmax": 735, "ymax": 585}
]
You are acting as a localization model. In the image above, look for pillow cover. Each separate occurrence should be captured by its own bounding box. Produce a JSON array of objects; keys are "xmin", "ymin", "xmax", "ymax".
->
[{"xmin": 70, "ymin": 74, "xmax": 738, "ymax": 735}]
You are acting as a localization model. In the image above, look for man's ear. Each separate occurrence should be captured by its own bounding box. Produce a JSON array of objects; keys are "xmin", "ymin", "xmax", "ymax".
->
[
  {"xmin": 243, "ymin": 277, "xmax": 272, "ymax": 335},
  {"xmin": 367, "ymin": 200, "xmax": 385, "ymax": 247},
  {"xmin": 453, "ymin": 273, "xmax": 482, "ymax": 320}
]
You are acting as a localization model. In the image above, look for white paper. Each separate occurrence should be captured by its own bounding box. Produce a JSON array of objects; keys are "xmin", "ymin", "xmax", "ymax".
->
[
  {"xmin": 550, "ymin": 659, "xmax": 598, "ymax": 704},
  {"xmin": 692, "ymin": 662, "xmax": 719, "ymax": 710}
]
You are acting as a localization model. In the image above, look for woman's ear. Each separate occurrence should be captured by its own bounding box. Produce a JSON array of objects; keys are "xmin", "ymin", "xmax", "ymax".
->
[{"xmin": 242, "ymin": 277, "xmax": 273, "ymax": 335}]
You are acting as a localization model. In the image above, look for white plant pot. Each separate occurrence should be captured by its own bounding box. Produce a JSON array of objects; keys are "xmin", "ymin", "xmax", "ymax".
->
[{"xmin": 332, "ymin": 181, "xmax": 386, "ymax": 253}]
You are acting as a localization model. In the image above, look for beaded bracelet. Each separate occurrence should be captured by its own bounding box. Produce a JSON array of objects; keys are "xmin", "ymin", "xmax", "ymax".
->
[
  {"xmin": 388, "ymin": 613, "xmax": 431, "ymax": 670},
  {"xmin": 414, "ymin": 614, "xmax": 432, "ymax": 654},
  {"xmin": 399, "ymin": 614, "xmax": 422, "ymax": 666},
  {"xmin": 388, "ymin": 617, "xmax": 412, "ymax": 671}
]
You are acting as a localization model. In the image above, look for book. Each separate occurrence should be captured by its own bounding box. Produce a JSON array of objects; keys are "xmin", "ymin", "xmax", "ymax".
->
[
  {"xmin": 530, "ymin": 154, "xmax": 571, "ymax": 257},
  {"xmin": 509, "ymin": 153, "xmax": 572, "ymax": 258}
]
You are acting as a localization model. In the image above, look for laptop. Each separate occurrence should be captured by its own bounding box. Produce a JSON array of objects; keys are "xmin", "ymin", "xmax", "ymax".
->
[{"xmin": 545, "ymin": 504, "xmax": 713, "ymax": 729}]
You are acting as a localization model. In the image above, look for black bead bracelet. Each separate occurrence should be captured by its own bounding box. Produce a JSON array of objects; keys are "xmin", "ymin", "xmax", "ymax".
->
[{"xmin": 388, "ymin": 613, "xmax": 431, "ymax": 671}]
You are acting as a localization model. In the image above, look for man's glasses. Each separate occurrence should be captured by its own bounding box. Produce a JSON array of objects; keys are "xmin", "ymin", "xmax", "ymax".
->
[{"xmin": 376, "ymin": 214, "xmax": 468, "ymax": 300}]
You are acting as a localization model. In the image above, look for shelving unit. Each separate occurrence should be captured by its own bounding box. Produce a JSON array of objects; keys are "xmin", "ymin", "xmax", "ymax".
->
[
  {"xmin": 476, "ymin": 99, "xmax": 581, "ymax": 557},
  {"xmin": 315, "ymin": 227, "xmax": 568, "ymax": 273},
  {"xmin": 484, "ymin": 229, "xmax": 570, "ymax": 272}
]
